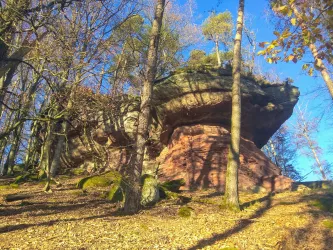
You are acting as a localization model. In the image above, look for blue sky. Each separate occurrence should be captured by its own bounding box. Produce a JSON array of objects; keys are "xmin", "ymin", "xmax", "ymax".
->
[{"xmin": 178, "ymin": 0, "xmax": 333, "ymax": 181}]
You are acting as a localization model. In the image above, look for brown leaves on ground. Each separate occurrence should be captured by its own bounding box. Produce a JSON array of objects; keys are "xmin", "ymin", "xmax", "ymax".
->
[{"xmin": 0, "ymin": 177, "xmax": 332, "ymax": 250}]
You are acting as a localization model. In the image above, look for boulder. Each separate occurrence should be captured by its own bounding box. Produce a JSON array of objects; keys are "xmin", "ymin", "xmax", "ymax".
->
[
  {"xmin": 141, "ymin": 174, "xmax": 159, "ymax": 206},
  {"xmin": 108, "ymin": 181, "xmax": 124, "ymax": 202}
]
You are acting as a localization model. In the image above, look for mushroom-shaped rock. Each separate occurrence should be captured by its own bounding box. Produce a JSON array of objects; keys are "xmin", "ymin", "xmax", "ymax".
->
[{"xmin": 153, "ymin": 66, "xmax": 299, "ymax": 191}]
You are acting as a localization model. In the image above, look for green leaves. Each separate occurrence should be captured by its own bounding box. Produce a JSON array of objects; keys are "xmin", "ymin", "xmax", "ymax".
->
[
  {"xmin": 302, "ymin": 64, "xmax": 310, "ymax": 70},
  {"xmin": 276, "ymin": 5, "xmax": 289, "ymax": 16}
]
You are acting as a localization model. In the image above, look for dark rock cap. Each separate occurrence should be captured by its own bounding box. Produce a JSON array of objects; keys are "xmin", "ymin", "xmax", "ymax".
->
[{"xmin": 153, "ymin": 66, "xmax": 299, "ymax": 148}]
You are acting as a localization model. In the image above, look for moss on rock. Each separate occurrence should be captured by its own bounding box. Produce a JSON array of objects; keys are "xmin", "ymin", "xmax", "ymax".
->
[
  {"xmin": 80, "ymin": 176, "xmax": 112, "ymax": 189},
  {"xmin": 13, "ymin": 174, "xmax": 29, "ymax": 184},
  {"xmin": 141, "ymin": 174, "xmax": 159, "ymax": 206},
  {"xmin": 76, "ymin": 170, "xmax": 122, "ymax": 189},
  {"xmin": 72, "ymin": 168, "xmax": 85, "ymax": 176},
  {"xmin": 107, "ymin": 181, "xmax": 124, "ymax": 202}
]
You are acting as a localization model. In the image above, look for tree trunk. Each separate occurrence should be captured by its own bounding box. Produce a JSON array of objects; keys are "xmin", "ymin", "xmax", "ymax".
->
[
  {"xmin": 0, "ymin": 66, "xmax": 17, "ymax": 117},
  {"xmin": 3, "ymin": 124, "xmax": 23, "ymax": 175},
  {"xmin": 309, "ymin": 142, "xmax": 327, "ymax": 180},
  {"xmin": 124, "ymin": 0, "xmax": 165, "ymax": 214},
  {"xmin": 224, "ymin": 0, "xmax": 245, "ymax": 211},
  {"xmin": 303, "ymin": 132, "xmax": 327, "ymax": 180},
  {"xmin": 215, "ymin": 40, "xmax": 221, "ymax": 67},
  {"xmin": 42, "ymin": 121, "xmax": 55, "ymax": 192},
  {"xmin": 291, "ymin": 3, "xmax": 333, "ymax": 99},
  {"xmin": 308, "ymin": 43, "xmax": 333, "ymax": 99},
  {"xmin": 24, "ymin": 120, "xmax": 38, "ymax": 171},
  {"xmin": 50, "ymin": 120, "xmax": 69, "ymax": 177}
]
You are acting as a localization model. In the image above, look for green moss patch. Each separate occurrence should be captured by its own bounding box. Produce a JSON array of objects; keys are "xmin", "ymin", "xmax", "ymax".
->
[
  {"xmin": 141, "ymin": 174, "xmax": 159, "ymax": 206},
  {"xmin": 79, "ymin": 176, "xmax": 112, "ymax": 189},
  {"xmin": 310, "ymin": 198, "xmax": 333, "ymax": 213},
  {"xmin": 12, "ymin": 164, "xmax": 25, "ymax": 173},
  {"xmin": 107, "ymin": 181, "xmax": 124, "ymax": 203},
  {"xmin": 0, "ymin": 185, "xmax": 11, "ymax": 190},
  {"xmin": 178, "ymin": 206, "xmax": 194, "ymax": 218},
  {"xmin": 72, "ymin": 168, "xmax": 85, "ymax": 176},
  {"xmin": 323, "ymin": 220, "xmax": 333, "ymax": 229},
  {"xmin": 76, "ymin": 170, "xmax": 122, "ymax": 190}
]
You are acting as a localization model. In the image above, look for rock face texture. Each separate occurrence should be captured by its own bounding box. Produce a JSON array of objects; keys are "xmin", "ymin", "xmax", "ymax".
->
[
  {"xmin": 157, "ymin": 125, "xmax": 282, "ymax": 191},
  {"xmin": 61, "ymin": 66, "xmax": 299, "ymax": 191},
  {"xmin": 58, "ymin": 93, "xmax": 139, "ymax": 173},
  {"xmin": 153, "ymin": 67, "xmax": 299, "ymax": 148}
]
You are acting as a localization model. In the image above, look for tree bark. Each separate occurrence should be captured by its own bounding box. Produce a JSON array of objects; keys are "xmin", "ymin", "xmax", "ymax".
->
[
  {"xmin": 297, "ymin": 105, "xmax": 328, "ymax": 180},
  {"xmin": 24, "ymin": 120, "xmax": 38, "ymax": 171},
  {"xmin": 124, "ymin": 0, "xmax": 165, "ymax": 214},
  {"xmin": 50, "ymin": 120, "xmax": 69, "ymax": 177},
  {"xmin": 224, "ymin": 0, "xmax": 245, "ymax": 211},
  {"xmin": 306, "ymin": 135, "xmax": 327, "ymax": 180},
  {"xmin": 308, "ymin": 43, "xmax": 333, "ymax": 99},
  {"xmin": 42, "ymin": 120, "xmax": 55, "ymax": 192},
  {"xmin": 0, "ymin": 66, "xmax": 18, "ymax": 117}
]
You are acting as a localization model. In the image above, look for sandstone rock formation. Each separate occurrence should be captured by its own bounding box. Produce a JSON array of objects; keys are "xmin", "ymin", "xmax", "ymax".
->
[
  {"xmin": 151, "ymin": 67, "xmax": 299, "ymax": 191},
  {"xmin": 60, "ymin": 66, "xmax": 299, "ymax": 192},
  {"xmin": 157, "ymin": 125, "xmax": 282, "ymax": 191}
]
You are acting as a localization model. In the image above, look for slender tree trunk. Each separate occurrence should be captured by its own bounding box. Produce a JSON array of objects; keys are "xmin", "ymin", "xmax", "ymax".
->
[
  {"xmin": 24, "ymin": 120, "xmax": 38, "ymax": 170},
  {"xmin": 50, "ymin": 120, "xmax": 69, "ymax": 177},
  {"xmin": 3, "ymin": 124, "xmax": 23, "ymax": 175},
  {"xmin": 268, "ymin": 139, "xmax": 280, "ymax": 167},
  {"xmin": 224, "ymin": 0, "xmax": 245, "ymax": 211},
  {"xmin": 43, "ymin": 121, "xmax": 55, "ymax": 192},
  {"xmin": 303, "ymin": 132, "xmax": 327, "ymax": 180},
  {"xmin": 291, "ymin": 4, "xmax": 333, "ymax": 99},
  {"xmin": 0, "ymin": 66, "xmax": 17, "ymax": 117},
  {"xmin": 215, "ymin": 39, "xmax": 221, "ymax": 67},
  {"xmin": 308, "ymin": 44, "xmax": 333, "ymax": 98},
  {"xmin": 296, "ymin": 105, "xmax": 328, "ymax": 180},
  {"xmin": 124, "ymin": 0, "xmax": 165, "ymax": 214},
  {"xmin": 0, "ymin": 137, "xmax": 8, "ymax": 170},
  {"xmin": 0, "ymin": 109, "xmax": 15, "ymax": 173}
]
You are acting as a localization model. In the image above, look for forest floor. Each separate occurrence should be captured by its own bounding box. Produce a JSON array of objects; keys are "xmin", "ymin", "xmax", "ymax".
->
[{"xmin": 0, "ymin": 176, "xmax": 333, "ymax": 250}]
